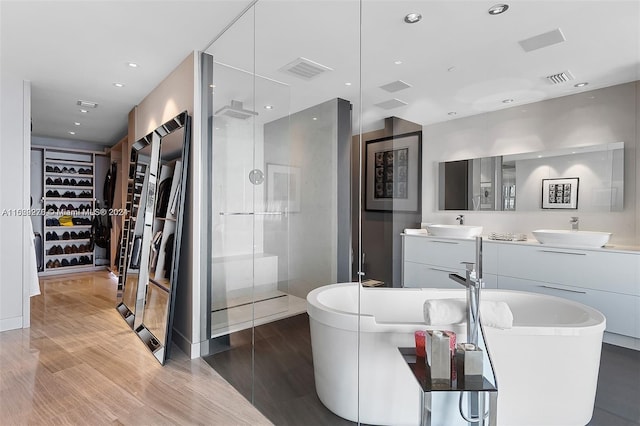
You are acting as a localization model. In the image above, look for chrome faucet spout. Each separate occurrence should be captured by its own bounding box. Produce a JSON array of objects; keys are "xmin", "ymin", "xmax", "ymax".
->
[{"xmin": 456, "ymin": 215, "xmax": 465, "ymax": 225}]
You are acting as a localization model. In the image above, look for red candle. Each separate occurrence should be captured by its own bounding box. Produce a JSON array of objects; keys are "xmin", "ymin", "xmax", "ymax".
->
[{"xmin": 414, "ymin": 330, "xmax": 426, "ymax": 357}]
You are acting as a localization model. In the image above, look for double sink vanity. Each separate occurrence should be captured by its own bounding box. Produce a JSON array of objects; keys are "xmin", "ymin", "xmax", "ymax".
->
[{"xmin": 402, "ymin": 226, "xmax": 640, "ymax": 350}]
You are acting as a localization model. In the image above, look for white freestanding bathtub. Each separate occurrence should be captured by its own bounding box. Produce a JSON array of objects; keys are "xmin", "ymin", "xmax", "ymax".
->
[{"xmin": 307, "ymin": 283, "xmax": 606, "ymax": 426}]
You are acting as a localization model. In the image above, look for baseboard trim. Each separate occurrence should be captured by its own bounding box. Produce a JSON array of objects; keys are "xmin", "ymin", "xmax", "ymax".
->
[
  {"xmin": 171, "ymin": 327, "xmax": 200, "ymax": 359},
  {"xmin": 604, "ymin": 331, "xmax": 640, "ymax": 351},
  {"xmin": 0, "ymin": 315, "xmax": 23, "ymax": 332}
]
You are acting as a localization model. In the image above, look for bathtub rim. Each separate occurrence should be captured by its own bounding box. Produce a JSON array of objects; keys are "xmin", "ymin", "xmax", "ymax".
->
[{"xmin": 307, "ymin": 283, "xmax": 606, "ymax": 336}]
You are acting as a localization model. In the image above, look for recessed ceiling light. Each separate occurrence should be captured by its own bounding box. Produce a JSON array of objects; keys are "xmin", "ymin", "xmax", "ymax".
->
[
  {"xmin": 394, "ymin": 60, "xmax": 403, "ymax": 65},
  {"xmin": 127, "ymin": 62, "xmax": 138, "ymax": 68},
  {"xmin": 404, "ymin": 13, "xmax": 422, "ymax": 23},
  {"xmin": 113, "ymin": 82, "xmax": 125, "ymax": 88},
  {"xmin": 68, "ymin": 131, "xmax": 76, "ymax": 135},
  {"xmin": 345, "ymin": 82, "xmax": 352, "ymax": 86},
  {"xmin": 264, "ymin": 105, "xmax": 274, "ymax": 110},
  {"xmin": 74, "ymin": 122, "xmax": 80, "ymax": 126},
  {"xmin": 488, "ymin": 4, "xmax": 509, "ymax": 15},
  {"xmin": 79, "ymin": 109, "xmax": 88, "ymax": 114},
  {"xmin": 574, "ymin": 82, "xmax": 589, "ymax": 88},
  {"xmin": 312, "ymin": 117, "xmax": 318, "ymax": 121},
  {"xmin": 448, "ymin": 112, "xmax": 457, "ymax": 116},
  {"xmin": 502, "ymin": 99, "xmax": 514, "ymax": 104}
]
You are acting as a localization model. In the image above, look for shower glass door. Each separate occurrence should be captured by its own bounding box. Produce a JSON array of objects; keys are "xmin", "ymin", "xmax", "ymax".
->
[{"xmin": 203, "ymin": 0, "xmax": 361, "ymax": 422}]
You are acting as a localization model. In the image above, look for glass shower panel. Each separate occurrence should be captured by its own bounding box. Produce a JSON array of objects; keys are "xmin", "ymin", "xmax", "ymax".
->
[
  {"xmin": 204, "ymin": 1, "xmax": 361, "ymax": 424},
  {"xmin": 208, "ymin": 7, "xmax": 258, "ymax": 339}
]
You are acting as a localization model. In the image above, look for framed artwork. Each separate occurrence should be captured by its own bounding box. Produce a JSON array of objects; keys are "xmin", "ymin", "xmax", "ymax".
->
[
  {"xmin": 542, "ymin": 177, "xmax": 579, "ymax": 209},
  {"xmin": 267, "ymin": 163, "xmax": 301, "ymax": 212},
  {"xmin": 365, "ymin": 131, "xmax": 422, "ymax": 212}
]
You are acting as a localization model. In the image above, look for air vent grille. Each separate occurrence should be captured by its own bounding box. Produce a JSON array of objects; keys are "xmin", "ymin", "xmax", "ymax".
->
[
  {"xmin": 279, "ymin": 57, "xmax": 333, "ymax": 80},
  {"xmin": 374, "ymin": 98, "xmax": 408, "ymax": 110},
  {"xmin": 546, "ymin": 70, "xmax": 574, "ymax": 84},
  {"xmin": 77, "ymin": 100, "xmax": 98, "ymax": 108},
  {"xmin": 379, "ymin": 80, "xmax": 412, "ymax": 93}
]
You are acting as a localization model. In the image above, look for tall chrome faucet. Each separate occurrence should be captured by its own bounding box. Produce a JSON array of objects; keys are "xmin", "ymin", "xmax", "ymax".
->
[
  {"xmin": 448, "ymin": 237, "xmax": 483, "ymax": 346},
  {"xmin": 456, "ymin": 214, "xmax": 465, "ymax": 225},
  {"xmin": 570, "ymin": 216, "xmax": 579, "ymax": 231}
]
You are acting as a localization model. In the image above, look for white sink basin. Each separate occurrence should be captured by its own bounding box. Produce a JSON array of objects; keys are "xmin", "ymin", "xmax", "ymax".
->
[
  {"xmin": 532, "ymin": 229, "xmax": 612, "ymax": 248},
  {"xmin": 426, "ymin": 224, "xmax": 483, "ymax": 238}
]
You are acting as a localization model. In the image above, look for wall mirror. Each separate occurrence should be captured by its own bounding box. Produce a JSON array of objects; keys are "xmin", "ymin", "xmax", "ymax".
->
[
  {"xmin": 134, "ymin": 111, "xmax": 191, "ymax": 365},
  {"xmin": 438, "ymin": 142, "xmax": 624, "ymax": 212},
  {"xmin": 116, "ymin": 111, "xmax": 190, "ymax": 364},
  {"xmin": 116, "ymin": 142, "xmax": 153, "ymax": 328}
]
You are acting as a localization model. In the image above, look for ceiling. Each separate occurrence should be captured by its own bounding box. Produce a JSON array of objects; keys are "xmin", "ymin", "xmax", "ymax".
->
[
  {"xmin": 209, "ymin": 0, "xmax": 640, "ymax": 134},
  {"xmin": 0, "ymin": 0, "xmax": 252, "ymax": 145},
  {"xmin": 2, "ymin": 1, "xmax": 639, "ymax": 147}
]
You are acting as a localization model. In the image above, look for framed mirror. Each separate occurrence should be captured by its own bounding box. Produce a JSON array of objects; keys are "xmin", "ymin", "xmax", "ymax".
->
[
  {"xmin": 438, "ymin": 142, "xmax": 624, "ymax": 212},
  {"xmin": 116, "ymin": 140, "xmax": 154, "ymax": 328},
  {"xmin": 134, "ymin": 112, "xmax": 191, "ymax": 365}
]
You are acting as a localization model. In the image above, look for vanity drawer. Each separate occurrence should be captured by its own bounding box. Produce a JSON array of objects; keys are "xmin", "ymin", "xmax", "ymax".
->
[
  {"xmin": 497, "ymin": 244, "xmax": 638, "ymax": 296},
  {"xmin": 403, "ymin": 236, "xmax": 497, "ymax": 274},
  {"xmin": 403, "ymin": 261, "xmax": 497, "ymax": 289},
  {"xmin": 498, "ymin": 276, "xmax": 640, "ymax": 338}
]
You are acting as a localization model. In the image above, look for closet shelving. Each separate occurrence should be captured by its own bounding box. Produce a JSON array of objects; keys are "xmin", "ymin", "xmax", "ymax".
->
[
  {"xmin": 41, "ymin": 149, "xmax": 96, "ymax": 275},
  {"xmin": 149, "ymin": 159, "xmax": 182, "ymax": 290}
]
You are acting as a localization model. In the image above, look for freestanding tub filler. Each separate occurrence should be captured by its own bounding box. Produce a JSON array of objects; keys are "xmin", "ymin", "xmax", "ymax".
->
[{"xmin": 307, "ymin": 283, "xmax": 605, "ymax": 426}]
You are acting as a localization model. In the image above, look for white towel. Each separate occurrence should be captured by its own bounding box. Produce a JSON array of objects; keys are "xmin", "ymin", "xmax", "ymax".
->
[
  {"xmin": 480, "ymin": 301, "xmax": 513, "ymax": 329},
  {"xmin": 424, "ymin": 299, "xmax": 467, "ymax": 325},
  {"xmin": 404, "ymin": 228, "xmax": 428, "ymax": 235},
  {"xmin": 424, "ymin": 299, "xmax": 513, "ymax": 329},
  {"xmin": 26, "ymin": 219, "xmax": 41, "ymax": 297}
]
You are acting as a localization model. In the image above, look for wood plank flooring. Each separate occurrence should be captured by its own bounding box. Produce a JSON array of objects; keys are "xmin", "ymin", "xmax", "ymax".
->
[{"xmin": 0, "ymin": 271, "xmax": 271, "ymax": 426}]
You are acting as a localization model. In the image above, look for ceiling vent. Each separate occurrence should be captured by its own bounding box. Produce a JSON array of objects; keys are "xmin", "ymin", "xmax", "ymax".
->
[
  {"xmin": 214, "ymin": 100, "xmax": 258, "ymax": 120},
  {"xmin": 77, "ymin": 100, "xmax": 98, "ymax": 108},
  {"xmin": 374, "ymin": 98, "xmax": 408, "ymax": 110},
  {"xmin": 279, "ymin": 57, "xmax": 333, "ymax": 80},
  {"xmin": 379, "ymin": 80, "xmax": 412, "ymax": 93},
  {"xmin": 519, "ymin": 28, "xmax": 566, "ymax": 52},
  {"xmin": 546, "ymin": 70, "xmax": 575, "ymax": 84}
]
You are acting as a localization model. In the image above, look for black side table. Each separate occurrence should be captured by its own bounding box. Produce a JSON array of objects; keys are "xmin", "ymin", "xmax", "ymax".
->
[{"xmin": 399, "ymin": 348, "xmax": 498, "ymax": 426}]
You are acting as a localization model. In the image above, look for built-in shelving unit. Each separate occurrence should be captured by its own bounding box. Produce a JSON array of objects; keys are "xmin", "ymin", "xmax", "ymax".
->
[{"xmin": 41, "ymin": 148, "xmax": 96, "ymax": 275}]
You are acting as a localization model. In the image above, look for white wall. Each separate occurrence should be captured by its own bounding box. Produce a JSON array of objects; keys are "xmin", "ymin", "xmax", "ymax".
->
[
  {"xmin": 423, "ymin": 82, "xmax": 638, "ymax": 246},
  {"xmin": 0, "ymin": 72, "xmax": 30, "ymax": 331}
]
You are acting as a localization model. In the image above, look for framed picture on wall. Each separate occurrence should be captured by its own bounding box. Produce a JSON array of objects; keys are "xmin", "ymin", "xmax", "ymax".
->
[
  {"xmin": 541, "ymin": 177, "xmax": 579, "ymax": 209},
  {"xmin": 267, "ymin": 163, "xmax": 301, "ymax": 212},
  {"xmin": 365, "ymin": 131, "xmax": 422, "ymax": 212}
]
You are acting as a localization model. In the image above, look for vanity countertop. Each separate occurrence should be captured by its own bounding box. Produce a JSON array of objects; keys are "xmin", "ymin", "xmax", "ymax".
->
[{"xmin": 401, "ymin": 232, "xmax": 640, "ymax": 254}]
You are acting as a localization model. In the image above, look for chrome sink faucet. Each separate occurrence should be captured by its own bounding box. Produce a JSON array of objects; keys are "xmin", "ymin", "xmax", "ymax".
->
[
  {"xmin": 456, "ymin": 214, "xmax": 465, "ymax": 225},
  {"xmin": 570, "ymin": 216, "xmax": 579, "ymax": 231}
]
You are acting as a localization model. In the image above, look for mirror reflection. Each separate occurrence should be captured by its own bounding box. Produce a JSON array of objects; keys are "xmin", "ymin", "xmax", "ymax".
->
[
  {"xmin": 116, "ymin": 142, "xmax": 152, "ymax": 327},
  {"xmin": 134, "ymin": 112, "xmax": 191, "ymax": 365},
  {"xmin": 438, "ymin": 142, "xmax": 624, "ymax": 212}
]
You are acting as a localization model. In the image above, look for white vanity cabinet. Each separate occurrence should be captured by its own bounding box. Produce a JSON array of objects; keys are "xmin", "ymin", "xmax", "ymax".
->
[
  {"xmin": 402, "ymin": 235, "xmax": 498, "ymax": 289},
  {"xmin": 496, "ymin": 244, "xmax": 640, "ymax": 340},
  {"xmin": 402, "ymin": 235, "xmax": 640, "ymax": 347}
]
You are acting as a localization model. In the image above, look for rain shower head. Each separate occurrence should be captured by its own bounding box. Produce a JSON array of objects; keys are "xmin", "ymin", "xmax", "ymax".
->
[{"xmin": 214, "ymin": 100, "xmax": 258, "ymax": 120}]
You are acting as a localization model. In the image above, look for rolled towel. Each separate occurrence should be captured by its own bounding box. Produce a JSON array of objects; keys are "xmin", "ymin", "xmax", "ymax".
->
[
  {"xmin": 480, "ymin": 301, "xmax": 513, "ymax": 329},
  {"xmin": 424, "ymin": 299, "xmax": 467, "ymax": 325},
  {"xmin": 424, "ymin": 299, "xmax": 513, "ymax": 329},
  {"xmin": 404, "ymin": 228, "xmax": 428, "ymax": 235}
]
